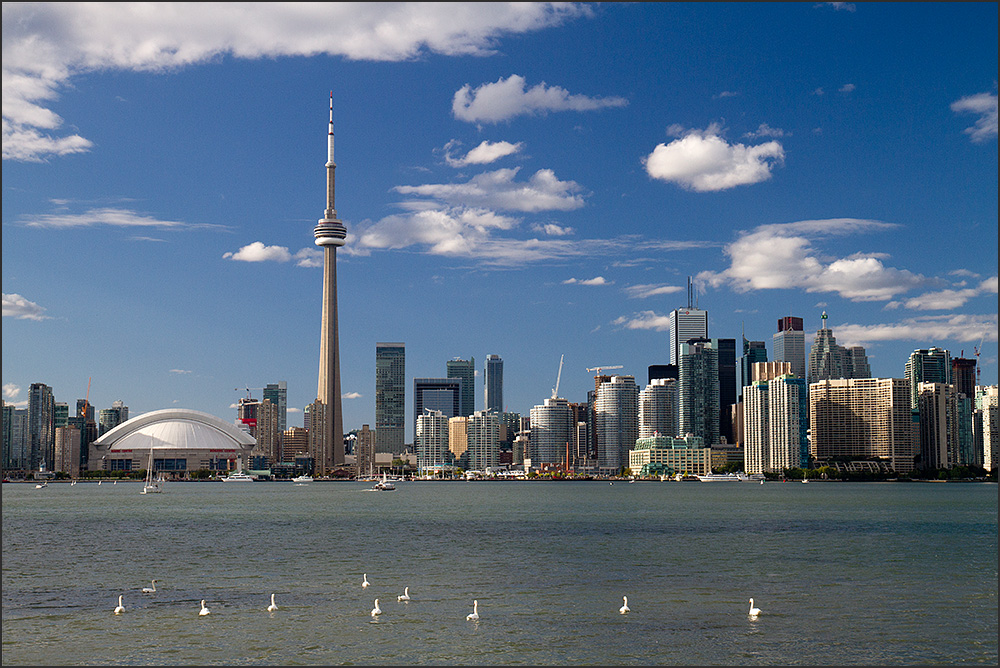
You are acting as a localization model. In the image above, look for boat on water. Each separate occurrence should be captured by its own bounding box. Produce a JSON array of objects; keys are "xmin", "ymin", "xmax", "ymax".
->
[
  {"xmin": 373, "ymin": 473, "xmax": 396, "ymax": 491},
  {"xmin": 222, "ymin": 471, "xmax": 256, "ymax": 482},
  {"xmin": 292, "ymin": 475, "xmax": 314, "ymax": 483},
  {"xmin": 696, "ymin": 472, "xmax": 765, "ymax": 483},
  {"xmin": 141, "ymin": 451, "xmax": 163, "ymax": 494},
  {"xmin": 35, "ymin": 481, "xmax": 48, "ymax": 489}
]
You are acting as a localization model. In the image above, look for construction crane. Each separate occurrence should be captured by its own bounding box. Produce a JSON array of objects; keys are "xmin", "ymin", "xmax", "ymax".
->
[
  {"xmin": 235, "ymin": 386, "xmax": 265, "ymax": 400},
  {"xmin": 586, "ymin": 365, "xmax": 623, "ymax": 375},
  {"xmin": 551, "ymin": 354, "xmax": 565, "ymax": 399},
  {"xmin": 973, "ymin": 333, "xmax": 985, "ymax": 384}
]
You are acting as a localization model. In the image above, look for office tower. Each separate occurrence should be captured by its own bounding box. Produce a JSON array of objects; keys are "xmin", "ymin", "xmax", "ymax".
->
[
  {"xmin": 54, "ymin": 402, "xmax": 69, "ymax": 429},
  {"xmin": 448, "ymin": 416, "xmax": 469, "ymax": 468},
  {"xmin": 740, "ymin": 338, "xmax": 768, "ymax": 398},
  {"xmin": 669, "ymin": 308, "xmax": 709, "ymax": 366},
  {"xmin": 952, "ymin": 358, "xmax": 977, "ymax": 399},
  {"xmin": 743, "ymin": 374, "xmax": 808, "ymax": 474},
  {"xmin": 648, "ymin": 364, "xmax": 678, "ymax": 384},
  {"xmin": 809, "ymin": 378, "xmax": 916, "ymax": 473},
  {"xmin": 313, "ymin": 93, "xmax": 348, "ymax": 474},
  {"xmin": 773, "ymin": 316, "xmax": 806, "ymax": 380},
  {"xmin": 498, "ymin": 411, "xmax": 521, "ymax": 452},
  {"xmin": 595, "ymin": 375, "xmax": 639, "ymax": 472},
  {"xmin": 99, "ymin": 400, "xmax": 128, "ymax": 436},
  {"xmin": 807, "ymin": 311, "xmax": 845, "ymax": 384},
  {"xmin": 717, "ymin": 338, "xmax": 737, "ymax": 444},
  {"xmin": 263, "ymin": 382, "xmax": 288, "ymax": 434},
  {"xmin": 639, "ymin": 378, "xmax": 678, "ymax": 438},
  {"xmin": 955, "ymin": 393, "xmax": 975, "ymax": 467},
  {"xmin": 917, "ymin": 383, "xmax": 958, "ymax": 470},
  {"xmin": 844, "ymin": 346, "xmax": 871, "ymax": 379},
  {"xmin": 484, "ymin": 354, "xmax": 504, "ymax": 415},
  {"xmin": 282, "ymin": 426, "xmax": 310, "ymax": 460},
  {"xmin": 466, "ymin": 410, "xmax": 499, "ymax": 471},
  {"xmin": 905, "ymin": 347, "xmax": 952, "ymax": 411},
  {"xmin": 447, "ymin": 357, "xmax": 476, "ymax": 417},
  {"xmin": 28, "ymin": 382, "xmax": 55, "ymax": 472},
  {"xmin": 751, "ymin": 361, "xmax": 792, "ymax": 383},
  {"xmin": 568, "ymin": 402, "xmax": 592, "ymax": 463},
  {"xmin": 977, "ymin": 386, "xmax": 998, "ymax": 471},
  {"xmin": 375, "ymin": 343, "xmax": 406, "ymax": 454},
  {"xmin": 416, "ymin": 409, "xmax": 450, "ymax": 476},
  {"xmin": 678, "ymin": 339, "xmax": 720, "ymax": 447},
  {"xmin": 529, "ymin": 396, "xmax": 574, "ymax": 466},
  {"xmin": 413, "ymin": 378, "xmax": 462, "ymax": 443},
  {"xmin": 54, "ymin": 425, "xmax": 81, "ymax": 478}
]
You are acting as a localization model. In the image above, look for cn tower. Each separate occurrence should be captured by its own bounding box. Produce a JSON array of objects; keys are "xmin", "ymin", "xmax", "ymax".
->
[{"xmin": 314, "ymin": 92, "xmax": 347, "ymax": 471}]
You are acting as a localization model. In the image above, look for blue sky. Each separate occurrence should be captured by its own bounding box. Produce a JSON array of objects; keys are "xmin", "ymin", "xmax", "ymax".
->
[{"xmin": 3, "ymin": 2, "xmax": 997, "ymax": 441}]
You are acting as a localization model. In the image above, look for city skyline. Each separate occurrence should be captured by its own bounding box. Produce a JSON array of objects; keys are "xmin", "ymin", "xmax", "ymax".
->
[{"xmin": 2, "ymin": 3, "xmax": 997, "ymax": 441}]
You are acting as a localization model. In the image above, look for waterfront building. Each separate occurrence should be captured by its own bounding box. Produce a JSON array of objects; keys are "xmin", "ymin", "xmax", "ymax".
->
[
  {"xmin": 529, "ymin": 396, "xmax": 574, "ymax": 466},
  {"xmin": 313, "ymin": 93, "xmax": 348, "ymax": 474},
  {"xmin": 917, "ymin": 383, "xmax": 958, "ymax": 470},
  {"xmin": 262, "ymin": 382, "xmax": 288, "ymax": 434},
  {"xmin": 809, "ymin": 378, "xmax": 916, "ymax": 473},
  {"xmin": 743, "ymin": 375, "xmax": 808, "ymax": 474},
  {"xmin": 629, "ymin": 434, "xmax": 710, "ymax": 477},
  {"xmin": 54, "ymin": 425, "xmax": 81, "ymax": 478},
  {"xmin": 484, "ymin": 354, "xmax": 504, "ymax": 415},
  {"xmin": 595, "ymin": 375, "xmax": 639, "ymax": 472},
  {"xmin": 29, "ymin": 382, "xmax": 55, "ymax": 472},
  {"xmin": 375, "ymin": 342, "xmax": 406, "ymax": 454},
  {"xmin": 773, "ymin": 316, "xmax": 806, "ymax": 380},
  {"xmin": 352, "ymin": 424, "xmax": 375, "ymax": 477},
  {"xmin": 447, "ymin": 357, "xmax": 476, "ymax": 417},
  {"xmin": 639, "ymin": 378, "xmax": 678, "ymax": 438},
  {"xmin": 977, "ymin": 386, "xmax": 998, "ymax": 471},
  {"xmin": 466, "ymin": 410, "xmax": 499, "ymax": 471},
  {"xmin": 413, "ymin": 378, "xmax": 462, "ymax": 442},
  {"xmin": 905, "ymin": 347, "xmax": 952, "ymax": 411},
  {"xmin": 678, "ymin": 339, "xmax": 720, "ymax": 447},
  {"xmin": 3, "ymin": 404, "xmax": 29, "ymax": 473},
  {"xmin": 416, "ymin": 408, "xmax": 450, "ymax": 476},
  {"xmin": 99, "ymin": 400, "xmax": 129, "ymax": 436},
  {"xmin": 449, "ymin": 416, "xmax": 469, "ymax": 468}
]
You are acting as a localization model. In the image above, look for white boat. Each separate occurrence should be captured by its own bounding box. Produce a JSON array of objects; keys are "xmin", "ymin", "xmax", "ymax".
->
[
  {"xmin": 696, "ymin": 472, "xmax": 750, "ymax": 482},
  {"xmin": 35, "ymin": 481, "xmax": 47, "ymax": 489},
  {"xmin": 291, "ymin": 475, "xmax": 314, "ymax": 483},
  {"xmin": 141, "ymin": 451, "xmax": 163, "ymax": 494},
  {"xmin": 373, "ymin": 473, "xmax": 395, "ymax": 491},
  {"xmin": 223, "ymin": 471, "xmax": 256, "ymax": 482}
]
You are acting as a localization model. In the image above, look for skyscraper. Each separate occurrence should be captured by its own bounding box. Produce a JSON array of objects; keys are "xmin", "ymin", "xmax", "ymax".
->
[
  {"xmin": 484, "ymin": 354, "xmax": 504, "ymax": 415},
  {"xmin": 717, "ymin": 338, "xmax": 737, "ymax": 444},
  {"xmin": 263, "ymin": 382, "xmax": 288, "ymax": 434},
  {"xmin": 28, "ymin": 382, "xmax": 54, "ymax": 471},
  {"xmin": 413, "ymin": 377, "xmax": 462, "ymax": 441},
  {"xmin": 639, "ymin": 378, "xmax": 678, "ymax": 438},
  {"xmin": 678, "ymin": 339, "xmax": 720, "ymax": 447},
  {"xmin": 743, "ymin": 374, "xmax": 808, "ymax": 474},
  {"xmin": 529, "ymin": 396, "xmax": 574, "ymax": 466},
  {"xmin": 467, "ymin": 410, "xmax": 499, "ymax": 471},
  {"xmin": 375, "ymin": 342, "xmax": 406, "ymax": 454},
  {"xmin": 773, "ymin": 316, "xmax": 806, "ymax": 380},
  {"xmin": 415, "ymin": 408, "xmax": 449, "ymax": 477},
  {"xmin": 595, "ymin": 375, "xmax": 639, "ymax": 472},
  {"xmin": 447, "ymin": 357, "xmax": 476, "ymax": 417},
  {"xmin": 808, "ymin": 311, "xmax": 847, "ymax": 384},
  {"xmin": 740, "ymin": 337, "xmax": 768, "ymax": 398},
  {"xmin": 904, "ymin": 347, "xmax": 952, "ymax": 411},
  {"xmin": 313, "ymin": 92, "xmax": 348, "ymax": 473},
  {"xmin": 99, "ymin": 400, "xmax": 128, "ymax": 436},
  {"xmin": 669, "ymin": 277, "xmax": 709, "ymax": 365}
]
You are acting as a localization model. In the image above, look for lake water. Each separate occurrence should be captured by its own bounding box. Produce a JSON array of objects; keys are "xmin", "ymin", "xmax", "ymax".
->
[{"xmin": 2, "ymin": 480, "xmax": 997, "ymax": 666}]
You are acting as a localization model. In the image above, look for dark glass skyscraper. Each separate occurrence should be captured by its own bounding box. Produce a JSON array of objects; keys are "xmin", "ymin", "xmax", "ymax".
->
[
  {"xmin": 376, "ymin": 343, "xmax": 406, "ymax": 453},
  {"xmin": 447, "ymin": 357, "xmax": 476, "ymax": 417},
  {"xmin": 484, "ymin": 354, "xmax": 503, "ymax": 414}
]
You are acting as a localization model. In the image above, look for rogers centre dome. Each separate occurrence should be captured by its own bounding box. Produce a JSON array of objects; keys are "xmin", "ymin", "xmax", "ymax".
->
[{"xmin": 90, "ymin": 409, "xmax": 255, "ymax": 476}]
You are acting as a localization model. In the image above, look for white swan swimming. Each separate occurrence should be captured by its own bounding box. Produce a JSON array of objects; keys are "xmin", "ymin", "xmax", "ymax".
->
[
  {"xmin": 398, "ymin": 586, "xmax": 410, "ymax": 602},
  {"xmin": 748, "ymin": 597, "xmax": 761, "ymax": 618},
  {"xmin": 114, "ymin": 595, "xmax": 125, "ymax": 615},
  {"xmin": 362, "ymin": 574, "xmax": 370, "ymax": 589},
  {"xmin": 371, "ymin": 599, "xmax": 382, "ymax": 617},
  {"xmin": 267, "ymin": 593, "xmax": 278, "ymax": 612},
  {"xmin": 466, "ymin": 599, "xmax": 479, "ymax": 621},
  {"xmin": 141, "ymin": 579, "xmax": 157, "ymax": 594},
  {"xmin": 199, "ymin": 599, "xmax": 211, "ymax": 616},
  {"xmin": 619, "ymin": 595, "xmax": 630, "ymax": 614}
]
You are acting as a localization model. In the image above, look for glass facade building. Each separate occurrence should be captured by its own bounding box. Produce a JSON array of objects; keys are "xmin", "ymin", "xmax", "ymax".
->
[{"xmin": 375, "ymin": 343, "xmax": 406, "ymax": 454}]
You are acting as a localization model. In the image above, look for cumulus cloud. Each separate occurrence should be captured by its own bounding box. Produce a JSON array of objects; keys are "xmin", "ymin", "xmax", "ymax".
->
[
  {"xmin": 835, "ymin": 313, "xmax": 998, "ymax": 346},
  {"xmin": 443, "ymin": 139, "xmax": 523, "ymax": 167},
  {"xmin": 563, "ymin": 276, "xmax": 609, "ymax": 286},
  {"xmin": 395, "ymin": 167, "xmax": 586, "ymax": 212},
  {"xmin": 4, "ymin": 383, "xmax": 22, "ymax": 400},
  {"xmin": 2, "ymin": 293, "xmax": 49, "ymax": 320},
  {"xmin": 342, "ymin": 392, "xmax": 362, "ymax": 400},
  {"xmin": 612, "ymin": 311, "xmax": 672, "ymax": 331},
  {"xmin": 223, "ymin": 242, "xmax": 324, "ymax": 268},
  {"xmin": 902, "ymin": 275, "xmax": 999, "ymax": 310},
  {"xmin": 3, "ymin": 3, "xmax": 587, "ymax": 161},
  {"xmin": 452, "ymin": 74, "xmax": 628, "ymax": 123},
  {"xmin": 624, "ymin": 283, "xmax": 684, "ymax": 299},
  {"xmin": 951, "ymin": 92, "xmax": 998, "ymax": 143},
  {"xmin": 697, "ymin": 218, "xmax": 931, "ymax": 301},
  {"xmin": 643, "ymin": 126, "xmax": 785, "ymax": 192}
]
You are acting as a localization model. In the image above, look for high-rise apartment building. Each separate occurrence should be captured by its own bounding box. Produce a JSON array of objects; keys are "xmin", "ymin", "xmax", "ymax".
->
[
  {"xmin": 744, "ymin": 374, "xmax": 808, "ymax": 474},
  {"xmin": 2, "ymin": 404, "xmax": 29, "ymax": 472},
  {"xmin": 977, "ymin": 386, "xmax": 998, "ymax": 471},
  {"xmin": 466, "ymin": 410, "xmax": 499, "ymax": 471},
  {"xmin": 639, "ymin": 378, "xmax": 678, "ymax": 438},
  {"xmin": 595, "ymin": 375, "xmax": 639, "ymax": 472},
  {"xmin": 529, "ymin": 396, "xmax": 574, "ymax": 466},
  {"xmin": 28, "ymin": 382, "xmax": 55, "ymax": 472},
  {"xmin": 263, "ymin": 382, "xmax": 288, "ymax": 434},
  {"xmin": 448, "ymin": 416, "xmax": 469, "ymax": 469},
  {"xmin": 917, "ymin": 382, "xmax": 958, "ymax": 470},
  {"xmin": 447, "ymin": 357, "xmax": 476, "ymax": 417},
  {"xmin": 773, "ymin": 316, "xmax": 806, "ymax": 380},
  {"xmin": 375, "ymin": 342, "xmax": 406, "ymax": 454},
  {"xmin": 99, "ymin": 400, "xmax": 129, "ymax": 436},
  {"xmin": 484, "ymin": 354, "xmax": 504, "ymax": 415},
  {"xmin": 905, "ymin": 347, "xmax": 952, "ymax": 411},
  {"xmin": 809, "ymin": 377, "xmax": 916, "ymax": 473},
  {"xmin": 252, "ymin": 398, "xmax": 281, "ymax": 467},
  {"xmin": 54, "ymin": 425, "xmax": 81, "ymax": 478},
  {"xmin": 416, "ymin": 408, "xmax": 450, "ymax": 476},
  {"xmin": 678, "ymin": 340, "xmax": 720, "ymax": 447}
]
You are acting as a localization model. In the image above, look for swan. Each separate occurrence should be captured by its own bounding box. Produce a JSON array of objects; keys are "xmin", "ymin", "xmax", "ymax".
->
[
  {"xmin": 199, "ymin": 599, "xmax": 211, "ymax": 616},
  {"xmin": 619, "ymin": 595, "xmax": 630, "ymax": 614},
  {"xmin": 362, "ymin": 574, "xmax": 370, "ymax": 589},
  {"xmin": 371, "ymin": 599, "xmax": 382, "ymax": 617},
  {"xmin": 466, "ymin": 599, "xmax": 479, "ymax": 621},
  {"xmin": 141, "ymin": 579, "xmax": 157, "ymax": 594},
  {"xmin": 398, "ymin": 586, "xmax": 410, "ymax": 602},
  {"xmin": 267, "ymin": 593, "xmax": 278, "ymax": 612},
  {"xmin": 113, "ymin": 595, "xmax": 125, "ymax": 615},
  {"xmin": 748, "ymin": 598, "xmax": 761, "ymax": 618}
]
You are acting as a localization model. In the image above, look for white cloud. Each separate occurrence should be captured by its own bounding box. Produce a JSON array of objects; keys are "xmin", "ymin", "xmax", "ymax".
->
[
  {"xmin": 950, "ymin": 92, "xmax": 998, "ymax": 143},
  {"xmin": 223, "ymin": 242, "xmax": 293, "ymax": 263},
  {"xmin": 612, "ymin": 311, "xmax": 672, "ymax": 331},
  {"xmin": 839, "ymin": 83, "xmax": 856, "ymax": 93},
  {"xmin": 697, "ymin": 218, "xmax": 930, "ymax": 301},
  {"xmin": 714, "ymin": 91, "xmax": 739, "ymax": 99},
  {"xmin": 812, "ymin": 87, "xmax": 825, "ymax": 96},
  {"xmin": 3, "ymin": 383, "xmax": 21, "ymax": 400},
  {"xmin": 835, "ymin": 314, "xmax": 998, "ymax": 346},
  {"xmin": 815, "ymin": 2, "xmax": 856, "ymax": 12},
  {"xmin": 2, "ymin": 293, "xmax": 49, "ymax": 320},
  {"xmin": 903, "ymin": 275, "xmax": 999, "ymax": 310},
  {"xmin": 563, "ymin": 277, "xmax": 609, "ymax": 286},
  {"xmin": 169, "ymin": 369, "xmax": 192, "ymax": 374},
  {"xmin": 395, "ymin": 167, "xmax": 586, "ymax": 212},
  {"xmin": 443, "ymin": 139, "xmax": 523, "ymax": 167},
  {"xmin": 743, "ymin": 123, "xmax": 788, "ymax": 139},
  {"xmin": 18, "ymin": 206, "xmax": 223, "ymax": 230},
  {"xmin": 342, "ymin": 392, "xmax": 362, "ymax": 400},
  {"xmin": 530, "ymin": 222, "xmax": 574, "ymax": 236},
  {"xmin": 3, "ymin": 3, "xmax": 588, "ymax": 161},
  {"xmin": 624, "ymin": 283, "xmax": 684, "ymax": 299},
  {"xmin": 452, "ymin": 74, "xmax": 627, "ymax": 123},
  {"xmin": 643, "ymin": 127, "xmax": 785, "ymax": 192}
]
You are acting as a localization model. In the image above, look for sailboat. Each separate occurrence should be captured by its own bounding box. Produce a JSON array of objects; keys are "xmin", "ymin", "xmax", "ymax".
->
[
  {"xmin": 141, "ymin": 451, "xmax": 163, "ymax": 494},
  {"xmin": 373, "ymin": 472, "xmax": 395, "ymax": 491}
]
